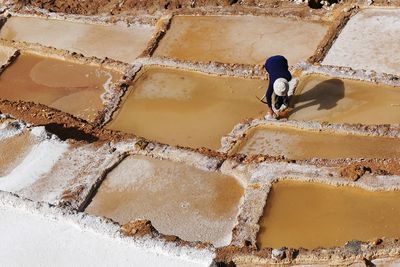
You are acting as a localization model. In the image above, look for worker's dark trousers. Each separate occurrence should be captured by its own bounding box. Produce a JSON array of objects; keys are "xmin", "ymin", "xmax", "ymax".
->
[{"xmin": 274, "ymin": 95, "xmax": 289, "ymax": 110}]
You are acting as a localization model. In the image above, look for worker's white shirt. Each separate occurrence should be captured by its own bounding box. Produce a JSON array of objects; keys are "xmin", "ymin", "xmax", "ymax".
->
[{"xmin": 271, "ymin": 78, "xmax": 299, "ymax": 113}]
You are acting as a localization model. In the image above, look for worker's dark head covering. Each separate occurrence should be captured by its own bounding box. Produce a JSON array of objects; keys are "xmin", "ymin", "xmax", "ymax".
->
[{"xmin": 264, "ymin": 55, "xmax": 291, "ymax": 81}]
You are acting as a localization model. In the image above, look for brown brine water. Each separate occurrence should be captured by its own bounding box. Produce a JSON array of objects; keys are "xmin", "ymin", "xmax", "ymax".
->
[
  {"xmin": 86, "ymin": 155, "xmax": 244, "ymax": 246},
  {"xmin": 258, "ymin": 181, "xmax": 400, "ymax": 249},
  {"xmin": 107, "ymin": 66, "xmax": 266, "ymax": 149},
  {"xmin": 231, "ymin": 125, "xmax": 400, "ymax": 159},
  {"xmin": 290, "ymin": 75, "xmax": 400, "ymax": 125},
  {"xmin": 0, "ymin": 53, "xmax": 120, "ymax": 121}
]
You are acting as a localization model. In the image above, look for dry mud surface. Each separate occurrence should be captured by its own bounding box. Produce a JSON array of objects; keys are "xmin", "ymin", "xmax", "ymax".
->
[
  {"xmin": 0, "ymin": 16, "xmax": 154, "ymax": 63},
  {"xmin": 323, "ymin": 8, "xmax": 400, "ymax": 75},
  {"xmin": 1, "ymin": 2, "xmax": 400, "ymax": 267},
  {"xmin": 86, "ymin": 155, "xmax": 243, "ymax": 247},
  {"xmin": 154, "ymin": 15, "xmax": 329, "ymax": 65}
]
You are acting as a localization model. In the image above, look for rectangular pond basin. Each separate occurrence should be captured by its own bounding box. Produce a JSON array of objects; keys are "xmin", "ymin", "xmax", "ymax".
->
[
  {"xmin": 289, "ymin": 74, "xmax": 400, "ymax": 125},
  {"xmin": 0, "ymin": 16, "xmax": 154, "ymax": 63},
  {"xmin": 154, "ymin": 15, "xmax": 329, "ymax": 65},
  {"xmin": 230, "ymin": 125, "xmax": 400, "ymax": 160},
  {"xmin": 323, "ymin": 9, "xmax": 400, "ymax": 75},
  {"xmin": 86, "ymin": 155, "xmax": 244, "ymax": 247},
  {"xmin": 106, "ymin": 66, "xmax": 266, "ymax": 150},
  {"xmin": 0, "ymin": 53, "xmax": 121, "ymax": 122},
  {"xmin": 258, "ymin": 180, "xmax": 400, "ymax": 249}
]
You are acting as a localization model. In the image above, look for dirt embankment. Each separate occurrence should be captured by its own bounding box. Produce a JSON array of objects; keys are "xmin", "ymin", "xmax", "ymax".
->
[
  {"xmin": 0, "ymin": 99, "xmax": 129, "ymax": 142},
  {"xmin": 20, "ymin": 0, "xmax": 240, "ymax": 15},
  {"xmin": 19, "ymin": 0, "xmax": 400, "ymax": 17}
]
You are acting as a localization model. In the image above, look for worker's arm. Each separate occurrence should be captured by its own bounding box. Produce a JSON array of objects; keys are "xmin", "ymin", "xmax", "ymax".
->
[
  {"xmin": 282, "ymin": 78, "xmax": 298, "ymax": 111},
  {"xmin": 266, "ymin": 84, "xmax": 276, "ymax": 117},
  {"xmin": 287, "ymin": 78, "xmax": 298, "ymax": 97}
]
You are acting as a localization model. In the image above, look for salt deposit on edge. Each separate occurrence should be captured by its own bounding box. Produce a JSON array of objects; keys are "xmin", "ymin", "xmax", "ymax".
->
[
  {"xmin": 0, "ymin": 115, "xmax": 25, "ymax": 140},
  {"xmin": 0, "ymin": 126, "xmax": 69, "ymax": 193},
  {"xmin": 0, "ymin": 45, "xmax": 16, "ymax": 66},
  {"xmin": 0, "ymin": 191, "xmax": 215, "ymax": 267}
]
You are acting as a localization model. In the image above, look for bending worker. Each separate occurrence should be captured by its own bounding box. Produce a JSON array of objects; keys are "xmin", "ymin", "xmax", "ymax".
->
[{"xmin": 262, "ymin": 55, "xmax": 298, "ymax": 119}]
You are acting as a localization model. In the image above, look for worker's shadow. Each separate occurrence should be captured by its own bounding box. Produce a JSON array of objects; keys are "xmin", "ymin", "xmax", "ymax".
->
[{"xmin": 289, "ymin": 79, "xmax": 345, "ymax": 115}]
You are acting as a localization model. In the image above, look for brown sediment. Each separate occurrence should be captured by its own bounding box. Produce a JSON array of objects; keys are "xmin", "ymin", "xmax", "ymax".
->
[
  {"xmin": 121, "ymin": 219, "xmax": 159, "ymax": 238},
  {"xmin": 337, "ymin": 160, "xmax": 399, "ymax": 179},
  {"xmin": 153, "ymin": 15, "xmax": 329, "ymax": 65},
  {"xmin": 216, "ymin": 238, "xmax": 400, "ymax": 266},
  {"xmin": 86, "ymin": 155, "xmax": 243, "ymax": 246},
  {"xmin": 257, "ymin": 180, "xmax": 400, "ymax": 249},
  {"xmin": 230, "ymin": 125, "xmax": 400, "ymax": 160},
  {"xmin": 121, "ymin": 219, "xmax": 212, "ymax": 250},
  {"xmin": 0, "ymin": 99, "xmax": 127, "ymax": 141},
  {"xmin": 0, "ymin": 52, "xmax": 120, "ymax": 122},
  {"xmin": 0, "ymin": 16, "xmax": 154, "ymax": 63},
  {"xmin": 21, "ymin": 0, "xmax": 280, "ymax": 16},
  {"xmin": 290, "ymin": 74, "xmax": 400, "ymax": 125},
  {"xmin": 107, "ymin": 66, "xmax": 266, "ymax": 150},
  {"xmin": 22, "ymin": 0, "xmax": 119, "ymax": 15}
]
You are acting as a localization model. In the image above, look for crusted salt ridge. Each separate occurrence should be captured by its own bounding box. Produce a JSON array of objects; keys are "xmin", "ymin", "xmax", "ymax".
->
[
  {"xmin": 115, "ymin": 138, "xmax": 225, "ymax": 172},
  {"xmin": 295, "ymin": 61, "xmax": 400, "ymax": 88},
  {"xmin": 0, "ymin": 190, "xmax": 216, "ymax": 266},
  {"xmin": 135, "ymin": 57, "xmax": 267, "ymax": 78},
  {"xmin": 170, "ymin": 5, "xmax": 332, "ymax": 22},
  {"xmin": 99, "ymin": 64, "xmax": 142, "ymax": 126}
]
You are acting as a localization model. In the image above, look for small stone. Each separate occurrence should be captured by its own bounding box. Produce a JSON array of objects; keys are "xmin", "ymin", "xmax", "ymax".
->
[
  {"xmin": 271, "ymin": 248, "xmax": 286, "ymax": 260},
  {"xmin": 345, "ymin": 240, "xmax": 361, "ymax": 254},
  {"xmin": 373, "ymin": 238, "xmax": 383, "ymax": 246}
]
